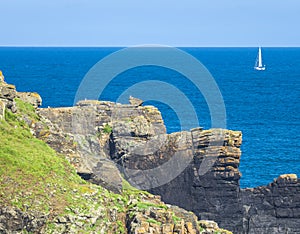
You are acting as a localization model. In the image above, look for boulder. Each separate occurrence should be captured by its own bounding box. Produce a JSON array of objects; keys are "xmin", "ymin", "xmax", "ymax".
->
[
  {"xmin": 0, "ymin": 206, "xmax": 46, "ymax": 233},
  {"xmin": 18, "ymin": 92, "xmax": 42, "ymax": 108},
  {"xmin": 199, "ymin": 220, "xmax": 219, "ymax": 233},
  {"xmin": 0, "ymin": 81, "xmax": 17, "ymax": 113},
  {"xmin": 89, "ymin": 159, "xmax": 123, "ymax": 194},
  {"xmin": 0, "ymin": 83, "xmax": 17, "ymax": 102}
]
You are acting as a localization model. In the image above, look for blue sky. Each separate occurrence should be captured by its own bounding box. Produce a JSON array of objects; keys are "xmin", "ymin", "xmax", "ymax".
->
[{"xmin": 0, "ymin": 0, "xmax": 299, "ymax": 46}]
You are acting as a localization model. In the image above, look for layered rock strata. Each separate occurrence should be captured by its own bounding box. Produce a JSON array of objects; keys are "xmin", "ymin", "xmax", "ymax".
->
[
  {"xmin": 2, "ymin": 76, "xmax": 299, "ymax": 233},
  {"xmin": 37, "ymin": 98, "xmax": 300, "ymax": 233},
  {"xmin": 241, "ymin": 174, "xmax": 300, "ymax": 233},
  {"xmin": 1, "ymin": 78, "xmax": 232, "ymax": 234}
]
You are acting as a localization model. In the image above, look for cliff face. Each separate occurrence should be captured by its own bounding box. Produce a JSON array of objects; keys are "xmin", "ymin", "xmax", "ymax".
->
[
  {"xmin": 2, "ymin": 75, "xmax": 299, "ymax": 233},
  {"xmin": 241, "ymin": 174, "xmax": 300, "ymax": 233},
  {"xmin": 150, "ymin": 128, "xmax": 244, "ymax": 233},
  {"xmin": 37, "ymin": 96, "xmax": 300, "ymax": 233},
  {"xmin": 38, "ymin": 100, "xmax": 168, "ymax": 193},
  {"xmin": 1, "ymin": 78, "xmax": 232, "ymax": 234}
]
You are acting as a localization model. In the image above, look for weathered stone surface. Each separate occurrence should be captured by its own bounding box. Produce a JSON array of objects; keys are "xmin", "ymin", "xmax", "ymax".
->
[
  {"xmin": 18, "ymin": 91, "xmax": 42, "ymax": 108},
  {"xmin": 241, "ymin": 174, "xmax": 300, "ymax": 234},
  {"xmin": 0, "ymin": 81, "xmax": 235, "ymax": 234},
  {"xmin": 0, "ymin": 100, "xmax": 5, "ymax": 120},
  {"xmin": 149, "ymin": 128, "xmax": 244, "ymax": 233},
  {"xmin": 126, "ymin": 194, "xmax": 230, "ymax": 234},
  {"xmin": 89, "ymin": 159, "xmax": 123, "ymax": 194},
  {"xmin": 0, "ymin": 70, "xmax": 4, "ymax": 82},
  {"xmin": 37, "ymin": 98, "xmax": 300, "ymax": 233},
  {"xmin": 32, "ymin": 116, "xmax": 80, "ymax": 164},
  {"xmin": 0, "ymin": 207, "xmax": 46, "ymax": 233},
  {"xmin": 38, "ymin": 100, "xmax": 166, "ymax": 190},
  {"xmin": 38, "ymin": 104, "xmax": 111, "ymax": 160},
  {"xmin": 0, "ymin": 81, "xmax": 17, "ymax": 112},
  {"xmin": 0, "ymin": 78, "xmax": 42, "ymax": 114},
  {"xmin": 0, "ymin": 83, "xmax": 17, "ymax": 101}
]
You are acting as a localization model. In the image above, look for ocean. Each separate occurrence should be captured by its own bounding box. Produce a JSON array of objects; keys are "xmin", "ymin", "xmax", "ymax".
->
[{"xmin": 0, "ymin": 47, "xmax": 299, "ymax": 188}]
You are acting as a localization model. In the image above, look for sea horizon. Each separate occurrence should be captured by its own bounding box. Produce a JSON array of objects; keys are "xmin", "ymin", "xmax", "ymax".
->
[{"xmin": 1, "ymin": 45, "xmax": 300, "ymax": 48}]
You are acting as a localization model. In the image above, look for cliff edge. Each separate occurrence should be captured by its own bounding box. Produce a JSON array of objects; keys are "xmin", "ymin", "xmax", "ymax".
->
[
  {"xmin": 0, "ymin": 77, "xmax": 232, "ymax": 233},
  {"xmin": 1, "ymin": 75, "xmax": 299, "ymax": 233},
  {"xmin": 37, "ymin": 93, "xmax": 300, "ymax": 233}
]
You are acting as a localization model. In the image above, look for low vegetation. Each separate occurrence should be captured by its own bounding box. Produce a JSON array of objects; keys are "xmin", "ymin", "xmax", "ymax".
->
[
  {"xmin": 0, "ymin": 98, "xmax": 231, "ymax": 233},
  {"xmin": 0, "ymin": 98, "xmax": 165, "ymax": 231},
  {"xmin": 0, "ymin": 101, "xmax": 86, "ymax": 214}
]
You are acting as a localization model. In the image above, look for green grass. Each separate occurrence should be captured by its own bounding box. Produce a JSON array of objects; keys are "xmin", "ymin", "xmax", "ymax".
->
[
  {"xmin": 122, "ymin": 178, "xmax": 139, "ymax": 191},
  {"xmin": 172, "ymin": 214, "xmax": 182, "ymax": 224},
  {"xmin": 146, "ymin": 218, "xmax": 161, "ymax": 225},
  {"xmin": 127, "ymin": 201, "xmax": 167, "ymax": 211},
  {"xmin": 0, "ymin": 98, "xmax": 178, "ymax": 232},
  {"xmin": 102, "ymin": 123, "xmax": 112, "ymax": 134},
  {"xmin": 116, "ymin": 220, "xmax": 126, "ymax": 233},
  {"xmin": 0, "ymin": 100, "xmax": 143, "ymax": 211},
  {"xmin": 15, "ymin": 98, "xmax": 40, "ymax": 122},
  {"xmin": 0, "ymin": 107, "xmax": 84, "ymax": 213},
  {"xmin": 96, "ymin": 123, "xmax": 112, "ymax": 138}
]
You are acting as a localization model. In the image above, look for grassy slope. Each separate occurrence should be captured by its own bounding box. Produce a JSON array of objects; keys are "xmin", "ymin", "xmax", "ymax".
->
[
  {"xmin": 0, "ymin": 98, "xmax": 158, "ymax": 232},
  {"xmin": 0, "ymin": 99, "xmax": 89, "ymax": 214},
  {"xmin": 0, "ymin": 98, "xmax": 231, "ymax": 233}
]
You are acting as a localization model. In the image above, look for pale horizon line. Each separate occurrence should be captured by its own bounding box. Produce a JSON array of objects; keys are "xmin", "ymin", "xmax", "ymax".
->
[{"xmin": 0, "ymin": 44, "xmax": 300, "ymax": 48}]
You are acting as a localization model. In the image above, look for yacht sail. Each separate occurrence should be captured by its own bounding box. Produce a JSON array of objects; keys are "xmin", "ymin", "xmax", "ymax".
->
[{"xmin": 254, "ymin": 47, "xmax": 266, "ymax": 71}]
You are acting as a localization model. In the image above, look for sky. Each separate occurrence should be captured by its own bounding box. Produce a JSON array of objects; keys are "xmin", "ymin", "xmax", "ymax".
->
[{"xmin": 0, "ymin": 0, "xmax": 299, "ymax": 47}]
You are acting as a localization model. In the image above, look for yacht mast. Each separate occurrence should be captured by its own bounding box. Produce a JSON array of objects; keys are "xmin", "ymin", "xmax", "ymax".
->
[{"xmin": 258, "ymin": 47, "xmax": 263, "ymax": 67}]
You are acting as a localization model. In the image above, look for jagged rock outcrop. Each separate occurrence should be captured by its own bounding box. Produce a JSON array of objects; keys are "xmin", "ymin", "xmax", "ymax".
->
[
  {"xmin": 1, "ymin": 79, "xmax": 232, "ymax": 234},
  {"xmin": 148, "ymin": 128, "xmax": 244, "ymax": 232},
  {"xmin": 0, "ymin": 82, "xmax": 17, "ymax": 113},
  {"xmin": 0, "ymin": 207, "xmax": 47, "ymax": 233},
  {"xmin": 2, "ymin": 76, "xmax": 298, "ymax": 233},
  {"xmin": 0, "ymin": 74, "xmax": 20, "ymax": 120},
  {"xmin": 38, "ymin": 100, "xmax": 167, "ymax": 194},
  {"xmin": 18, "ymin": 91, "xmax": 42, "ymax": 108},
  {"xmin": 241, "ymin": 174, "xmax": 300, "ymax": 233},
  {"xmin": 127, "ymin": 200, "xmax": 230, "ymax": 234},
  {"xmin": 37, "ymin": 97, "xmax": 300, "ymax": 233}
]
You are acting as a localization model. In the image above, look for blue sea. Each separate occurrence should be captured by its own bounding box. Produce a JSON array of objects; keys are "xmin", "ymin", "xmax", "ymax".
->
[{"xmin": 0, "ymin": 47, "xmax": 299, "ymax": 188}]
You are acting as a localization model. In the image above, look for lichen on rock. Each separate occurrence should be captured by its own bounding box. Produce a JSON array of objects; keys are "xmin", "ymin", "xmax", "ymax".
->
[
  {"xmin": 17, "ymin": 91, "xmax": 42, "ymax": 108},
  {"xmin": 0, "ymin": 70, "xmax": 4, "ymax": 82}
]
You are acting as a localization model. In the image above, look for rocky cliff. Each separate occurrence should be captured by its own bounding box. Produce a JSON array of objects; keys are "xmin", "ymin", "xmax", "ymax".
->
[
  {"xmin": 0, "ymin": 76, "xmax": 231, "ymax": 233},
  {"xmin": 1, "ymin": 75, "xmax": 299, "ymax": 233},
  {"xmin": 36, "ymin": 92, "xmax": 300, "ymax": 233},
  {"xmin": 241, "ymin": 174, "xmax": 300, "ymax": 233}
]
